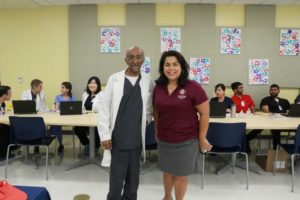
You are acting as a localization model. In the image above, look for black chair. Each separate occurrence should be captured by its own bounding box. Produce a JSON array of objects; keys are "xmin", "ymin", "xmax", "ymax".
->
[
  {"xmin": 274, "ymin": 124, "xmax": 300, "ymax": 192},
  {"xmin": 145, "ymin": 121, "xmax": 157, "ymax": 152},
  {"xmin": 5, "ymin": 116, "xmax": 56, "ymax": 180},
  {"xmin": 202, "ymin": 122, "xmax": 249, "ymax": 190}
]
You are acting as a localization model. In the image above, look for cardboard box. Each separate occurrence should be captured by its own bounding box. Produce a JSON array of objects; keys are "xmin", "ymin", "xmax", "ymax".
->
[{"xmin": 255, "ymin": 149, "xmax": 288, "ymax": 173}]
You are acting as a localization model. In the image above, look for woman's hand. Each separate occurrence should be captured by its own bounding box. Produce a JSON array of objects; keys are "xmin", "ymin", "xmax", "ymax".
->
[
  {"xmin": 101, "ymin": 140, "xmax": 112, "ymax": 150},
  {"xmin": 199, "ymin": 138, "xmax": 212, "ymax": 153}
]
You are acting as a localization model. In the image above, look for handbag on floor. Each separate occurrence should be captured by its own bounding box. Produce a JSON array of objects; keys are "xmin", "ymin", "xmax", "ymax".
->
[{"xmin": 0, "ymin": 180, "xmax": 27, "ymax": 200}]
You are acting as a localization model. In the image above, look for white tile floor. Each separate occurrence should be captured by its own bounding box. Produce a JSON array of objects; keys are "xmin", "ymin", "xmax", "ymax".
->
[{"xmin": 1, "ymin": 138, "xmax": 300, "ymax": 200}]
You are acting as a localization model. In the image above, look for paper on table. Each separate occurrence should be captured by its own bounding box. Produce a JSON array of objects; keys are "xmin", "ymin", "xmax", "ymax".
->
[{"xmin": 101, "ymin": 150, "xmax": 111, "ymax": 167}]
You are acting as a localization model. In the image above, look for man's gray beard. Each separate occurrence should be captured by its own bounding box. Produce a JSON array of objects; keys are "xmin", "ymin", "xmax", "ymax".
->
[{"xmin": 131, "ymin": 66, "xmax": 140, "ymax": 73}]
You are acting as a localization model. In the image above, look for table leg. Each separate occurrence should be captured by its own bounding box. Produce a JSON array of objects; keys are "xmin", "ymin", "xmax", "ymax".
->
[
  {"xmin": 215, "ymin": 154, "xmax": 264, "ymax": 175},
  {"xmin": 66, "ymin": 127, "xmax": 102, "ymax": 171},
  {"xmin": 235, "ymin": 161, "xmax": 264, "ymax": 175}
]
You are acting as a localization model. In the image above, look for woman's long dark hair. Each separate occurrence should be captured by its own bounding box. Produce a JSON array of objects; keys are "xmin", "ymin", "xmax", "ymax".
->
[
  {"xmin": 62, "ymin": 82, "xmax": 73, "ymax": 97},
  {"xmin": 155, "ymin": 50, "xmax": 189, "ymax": 88},
  {"xmin": 86, "ymin": 76, "xmax": 101, "ymax": 95}
]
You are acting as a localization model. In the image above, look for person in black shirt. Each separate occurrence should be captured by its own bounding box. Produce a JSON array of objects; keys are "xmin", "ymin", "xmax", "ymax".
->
[
  {"xmin": 0, "ymin": 86, "xmax": 11, "ymax": 160},
  {"xmin": 246, "ymin": 84, "xmax": 291, "ymax": 153},
  {"xmin": 260, "ymin": 85, "xmax": 290, "ymax": 113},
  {"xmin": 294, "ymin": 94, "xmax": 300, "ymax": 104},
  {"xmin": 210, "ymin": 83, "xmax": 233, "ymax": 113},
  {"xmin": 74, "ymin": 77, "xmax": 102, "ymax": 156}
]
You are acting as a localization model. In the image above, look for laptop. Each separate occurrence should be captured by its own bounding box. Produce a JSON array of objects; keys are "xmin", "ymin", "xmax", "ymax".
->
[
  {"xmin": 60, "ymin": 101, "xmax": 82, "ymax": 115},
  {"xmin": 209, "ymin": 102, "xmax": 227, "ymax": 118},
  {"xmin": 12, "ymin": 100, "xmax": 36, "ymax": 114},
  {"xmin": 281, "ymin": 104, "xmax": 300, "ymax": 117}
]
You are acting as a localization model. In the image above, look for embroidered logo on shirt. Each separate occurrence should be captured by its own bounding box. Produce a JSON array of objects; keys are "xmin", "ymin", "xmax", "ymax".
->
[{"xmin": 178, "ymin": 89, "xmax": 186, "ymax": 99}]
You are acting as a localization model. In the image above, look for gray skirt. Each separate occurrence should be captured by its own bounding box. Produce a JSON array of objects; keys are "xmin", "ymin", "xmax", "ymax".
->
[{"xmin": 157, "ymin": 138, "xmax": 202, "ymax": 176}]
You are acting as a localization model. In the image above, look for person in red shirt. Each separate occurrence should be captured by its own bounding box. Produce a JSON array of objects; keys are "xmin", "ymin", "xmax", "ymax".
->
[
  {"xmin": 231, "ymin": 82, "xmax": 255, "ymax": 113},
  {"xmin": 153, "ymin": 50, "xmax": 211, "ymax": 200}
]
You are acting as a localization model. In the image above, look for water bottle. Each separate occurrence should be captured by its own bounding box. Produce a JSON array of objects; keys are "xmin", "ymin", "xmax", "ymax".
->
[
  {"xmin": 246, "ymin": 108, "xmax": 251, "ymax": 116},
  {"xmin": 0, "ymin": 107, "xmax": 5, "ymax": 115},
  {"xmin": 239, "ymin": 110, "xmax": 244, "ymax": 118},
  {"xmin": 231, "ymin": 103, "xmax": 236, "ymax": 118}
]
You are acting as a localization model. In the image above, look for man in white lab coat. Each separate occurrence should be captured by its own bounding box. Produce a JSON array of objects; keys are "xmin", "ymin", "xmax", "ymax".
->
[
  {"xmin": 21, "ymin": 79, "xmax": 46, "ymax": 112},
  {"xmin": 21, "ymin": 79, "xmax": 47, "ymax": 154},
  {"xmin": 98, "ymin": 47, "xmax": 153, "ymax": 200}
]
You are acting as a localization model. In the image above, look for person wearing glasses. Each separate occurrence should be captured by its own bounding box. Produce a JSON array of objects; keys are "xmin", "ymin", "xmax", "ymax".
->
[{"xmin": 98, "ymin": 47, "xmax": 153, "ymax": 200}]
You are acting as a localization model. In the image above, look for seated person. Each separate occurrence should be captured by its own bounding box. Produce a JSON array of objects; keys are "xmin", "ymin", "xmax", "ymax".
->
[
  {"xmin": 231, "ymin": 82, "xmax": 256, "ymax": 154},
  {"xmin": 49, "ymin": 82, "xmax": 76, "ymax": 154},
  {"xmin": 0, "ymin": 86, "xmax": 12, "ymax": 160},
  {"xmin": 246, "ymin": 84, "xmax": 290, "ymax": 153},
  {"xmin": 22, "ymin": 79, "xmax": 47, "ymax": 153},
  {"xmin": 261, "ymin": 84, "xmax": 290, "ymax": 113},
  {"xmin": 231, "ymin": 82, "xmax": 255, "ymax": 113},
  {"xmin": 21, "ymin": 79, "xmax": 47, "ymax": 112},
  {"xmin": 74, "ymin": 77, "xmax": 102, "ymax": 156},
  {"xmin": 210, "ymin": 83, "xmax": 233, "ymax": 113},
  {"xmin": 294, "ymin": 94, "xmax": 300, "ymax": 104}
]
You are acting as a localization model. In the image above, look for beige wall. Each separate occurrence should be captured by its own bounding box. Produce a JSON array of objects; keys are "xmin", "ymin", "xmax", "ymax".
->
[
  {"xmin": 0, "ymin": 6, "xmax": 69, "ymax": 106},
  {"xmin": 0, "ymin": 4, "xmax": 299, "ymax": 106}
]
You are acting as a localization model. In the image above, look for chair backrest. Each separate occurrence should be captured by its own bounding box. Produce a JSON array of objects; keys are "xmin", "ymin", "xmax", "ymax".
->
[
  {"xmin": 9, "ymin": 116, "xmax": 47, "ymax": 142},
  {"xmin": 293, "ymin": 124, "xmax": 300, "ymax": 153},
  {"xmin": 145, "ymin": 121, "xmax": 156, "ymax": 146},
  {"xmin": 207, "ymin": 122, "xmax": 247, "ymax": 151}
]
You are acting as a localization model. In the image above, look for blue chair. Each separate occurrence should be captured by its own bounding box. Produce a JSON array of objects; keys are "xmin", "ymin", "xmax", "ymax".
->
[
  {"xmin": 141, "ymin": 121, "xmax": 157, "ymax": 175},
  {"xmin": 274, "ymin": 124, "xmax": 300, "ymax": 192},
  {"xmin": 145, "ymin": 121, "xmax": 157, "ymax": 151},
  {"xmin": 5, "ymin": 116, "xmax": 56, "ymax": 180},
  {"xmin": 202, "ymin": 122, "xmax": 249, "ymax": 190}
]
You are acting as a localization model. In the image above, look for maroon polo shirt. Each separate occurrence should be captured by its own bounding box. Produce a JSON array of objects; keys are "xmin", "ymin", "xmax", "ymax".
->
[{"xmin": 153, "ymin": 80, "xmax": 208, "ymax": 143}]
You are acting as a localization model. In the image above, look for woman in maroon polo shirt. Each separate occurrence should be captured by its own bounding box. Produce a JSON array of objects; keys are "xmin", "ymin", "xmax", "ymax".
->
[{"xmin": 153, "ymin": 50, "xmax": 212, "ymax": 200}]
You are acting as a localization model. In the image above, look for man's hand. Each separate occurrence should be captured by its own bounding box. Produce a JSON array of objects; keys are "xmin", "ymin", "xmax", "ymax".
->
[{"xmin": 101, "ymin": 140, "xmax": 112, "ymax": 150}]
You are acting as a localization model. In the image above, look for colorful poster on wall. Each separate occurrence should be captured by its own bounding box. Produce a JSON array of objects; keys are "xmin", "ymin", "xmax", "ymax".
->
[
  {"xmin": 220, "ymin": 28, "xmax": 241, "ymax": 55},
  {"xmin": 189, "ymin": 57, "xmax": 210, "ymax": 85},
  {"xmin": 248, "ymin": 59, "xmax": 269, "ymax": 85},
  {"xmin": 160, "ymin": 28, "xmax": 181, "ymax": 53},
  {"xmin": 279, "ymin": 29, "xmax": 300, "ymax": 56},
  {"xmin": 141, "ymin": 57, "xmax": 150, "ymax": 76},
  {"xmin": 100, "ymin": 27, "xmax": 121, "ymax": 53}
]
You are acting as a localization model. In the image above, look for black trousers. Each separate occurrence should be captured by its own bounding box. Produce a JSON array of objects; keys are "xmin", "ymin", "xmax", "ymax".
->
[
  {"xmin": 74, "ymin": 127, "xmax": 100, "ymax": 148},
  {"xmin": 0, "ymin": 124, "xmax": 10, "ymax": 158},
  {"xmin": 246, "ymin": 129, "xmax": 282, "ymax": 153},
  {"xmin": 107, "ymin": 146, "xmax": 142, "ymax": 200}
]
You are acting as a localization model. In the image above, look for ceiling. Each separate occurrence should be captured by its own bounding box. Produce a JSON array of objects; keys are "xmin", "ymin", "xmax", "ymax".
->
[{"xmin": 1, "ymin": 0, "xmax": 300, "ymax": 9}]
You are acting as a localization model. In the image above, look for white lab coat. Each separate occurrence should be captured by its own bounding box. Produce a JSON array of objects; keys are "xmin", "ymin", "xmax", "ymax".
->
[
  {"xmin": 98, "ymin": 70, "xmax": 154, "ymax": 166},
  {"xmin": 21, "ymin": 89, "xmax": 47, "ymax": 112},
  {"xmin": 81, "ymin": 91, "xmax": 102, "ymax": 112}
]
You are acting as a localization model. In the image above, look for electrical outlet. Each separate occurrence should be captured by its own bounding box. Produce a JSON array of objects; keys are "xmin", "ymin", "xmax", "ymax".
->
[{"xmin": 18, "ymin": 77, "xmax": 23, "ymax": 84}]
